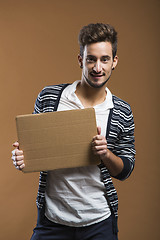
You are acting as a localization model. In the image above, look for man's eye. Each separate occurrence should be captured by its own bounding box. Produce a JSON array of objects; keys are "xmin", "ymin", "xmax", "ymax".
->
[
  {"xmin": 101, "ymin": 56, "xmax": 111, "ymax": 63},
  {"xmin": 86, "ymin": 58, "xmax": 95, "ymax": 63},
  {"xmin": 102, "ymin": 58, "xmax": 109, "ymax": 63}
]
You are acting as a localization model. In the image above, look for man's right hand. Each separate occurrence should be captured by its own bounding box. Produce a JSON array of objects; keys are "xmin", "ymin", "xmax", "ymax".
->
[{"xmin": 11, "ymin": 142, "xmax": 25, "ymax": 170}]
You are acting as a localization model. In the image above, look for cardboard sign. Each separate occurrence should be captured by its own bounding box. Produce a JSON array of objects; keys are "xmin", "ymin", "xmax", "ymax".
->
[{"xmin": 16, "ymin": 108, "xmax": 100, "ymax": 173}]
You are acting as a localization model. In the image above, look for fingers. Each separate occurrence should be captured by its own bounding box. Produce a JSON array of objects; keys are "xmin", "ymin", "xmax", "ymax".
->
[
  {"xmin": 12, "ymin": 159, "xmax": 24, "ymax": 169},
  {"xmin": 92, "ymin": 143, "xmax": 107, "ymax": 154},
  {"xmin": 92, "ymin": 134, "xmax": 105, "ymax": 141},
  {"xmin": 93, "ymin": 144, "xmax": 107, "ymax": 151},
  {"xmin": 92, "ymin": 134, "xmax": 107, "ymax": 145},
  {"xmin": 11, "ymin": 143, "xmax": 25, "ymax": 170},
  {"xmin": 15, "ymin": 149, "xmax": 23, "ymax": 156},
  {"xmin": 92, "ymin": 138, "xmax": 107, "ymax": 146},
  {"xmin": 12, "ymin": 149, "xmax": 23, "ymax": 158},
  {"xmin": 12, "ymin": 157, "xmax": 25, "ymax": 170},
  {"xmin": 92, "ymin": 134, "xmax": 107, "ymax": 158}
]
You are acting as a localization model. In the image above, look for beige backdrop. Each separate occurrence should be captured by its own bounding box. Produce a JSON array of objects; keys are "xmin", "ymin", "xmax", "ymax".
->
[{"xmin": 0, "ymin": 0, "xmax": 159, "ymax": 239}]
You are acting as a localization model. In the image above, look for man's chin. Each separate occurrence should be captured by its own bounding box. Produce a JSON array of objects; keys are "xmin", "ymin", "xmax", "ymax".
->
[
  {"xmin": 85, "ymin": 77, "xmax": 109, "ymax": 89},
  {"xmin": 89, "ymin": 82, "xmax": 105, "ymax": 88}
]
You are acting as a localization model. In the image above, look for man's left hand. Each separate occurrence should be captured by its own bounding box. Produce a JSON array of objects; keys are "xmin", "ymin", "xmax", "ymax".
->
[{"xmin": 92, "ymin": 126, "xmax": 109, "ymax": 160}]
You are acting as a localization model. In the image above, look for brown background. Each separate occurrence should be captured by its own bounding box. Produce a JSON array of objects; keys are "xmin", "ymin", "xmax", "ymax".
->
[{"xmin": 0, "ymin": 0, "xmax": 159, "ymax": 239}]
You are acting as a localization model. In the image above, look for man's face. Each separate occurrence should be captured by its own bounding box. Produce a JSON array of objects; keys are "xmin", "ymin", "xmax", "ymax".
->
[{"xmin": 78, "ymin": 41, "xmax": 118, "ymax": 88}]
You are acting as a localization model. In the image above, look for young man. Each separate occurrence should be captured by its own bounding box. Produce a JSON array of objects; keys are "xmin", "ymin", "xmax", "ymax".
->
[{"xmin": 12, "ymin": 23, "xmax": 135, "ymax": 240}]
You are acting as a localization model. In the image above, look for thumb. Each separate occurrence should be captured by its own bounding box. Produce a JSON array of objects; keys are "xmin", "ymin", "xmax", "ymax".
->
[
  {"xmin": 97, "ymin": 126, "xmax": 101, "ymax": 135},
  {"xmin": 12, "ymin": 141, "xmax": 19, "ymax": 149}
]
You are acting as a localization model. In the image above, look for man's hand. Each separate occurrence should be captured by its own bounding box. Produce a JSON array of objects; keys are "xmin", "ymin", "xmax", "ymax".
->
[
  {"xmin": 11, "ymin": 142, "xmax": 25, "ymax": 170},
  {"xmin": 92, "ymin": 126, "xmax": 124, "ymax": 176},
  {"xmin": 92, "ymin": 126, "xmax": 109, "ymax": 160}
]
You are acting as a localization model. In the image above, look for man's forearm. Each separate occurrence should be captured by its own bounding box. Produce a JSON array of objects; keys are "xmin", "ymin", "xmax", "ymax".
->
[{"xmin": 101, "ymin": 149, "xmax": 124, "ymax": 177}]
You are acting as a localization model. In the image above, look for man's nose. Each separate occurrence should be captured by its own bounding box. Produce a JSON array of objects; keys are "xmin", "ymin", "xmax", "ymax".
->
[{"xmin": 93, "ymin": 61, "xmax": 102, "ymax": 73}]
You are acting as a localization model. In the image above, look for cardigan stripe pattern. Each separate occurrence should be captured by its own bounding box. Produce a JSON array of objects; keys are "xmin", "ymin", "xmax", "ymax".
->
[{"xmin": 33, "ymin": 83, "xmax": 135, "ymax": 233}]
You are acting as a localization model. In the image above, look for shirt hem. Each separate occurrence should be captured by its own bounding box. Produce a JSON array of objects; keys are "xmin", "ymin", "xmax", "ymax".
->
[{"xmin": 44, "ymin": 211, "xmax": 111, "ymax": 227}]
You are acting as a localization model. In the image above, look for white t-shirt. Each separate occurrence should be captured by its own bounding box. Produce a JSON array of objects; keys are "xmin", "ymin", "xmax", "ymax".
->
[{"xmin": 45, "ymin": 80, "xmax": 114, "ymax": 227}]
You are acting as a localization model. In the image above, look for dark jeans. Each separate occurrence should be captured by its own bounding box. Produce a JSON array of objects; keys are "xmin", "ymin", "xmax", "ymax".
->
[{"xmin": 31, "ymin": 207, "xmax": 118, "ymax": 240}]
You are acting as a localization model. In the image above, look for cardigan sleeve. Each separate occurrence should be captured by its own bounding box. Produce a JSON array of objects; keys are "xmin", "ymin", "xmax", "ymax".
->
[
  {"xmin": 33, "ymin": 86, "xmax": 52, "ymax": 114},
  {"xmin": 112, "ymin": 105, "xmax": 136, "ymax": 181},
  {"xmin": 33, "ymin": 92, "xmax": 43, "ymax": 114},
  {"xmin": 32, "ymin": 86, "xmax": 56, "ymax": 114}
]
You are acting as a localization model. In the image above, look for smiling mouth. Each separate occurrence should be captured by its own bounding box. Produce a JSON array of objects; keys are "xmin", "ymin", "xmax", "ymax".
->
[{"xmin": 90, "ymin": 73, "xmax": 105, "ymax": 78}]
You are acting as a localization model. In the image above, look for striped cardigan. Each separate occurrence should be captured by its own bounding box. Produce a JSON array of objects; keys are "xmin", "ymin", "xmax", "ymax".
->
[{"xmin": 33, "ymin": 83, "xmax": 136, "ymax": 233}]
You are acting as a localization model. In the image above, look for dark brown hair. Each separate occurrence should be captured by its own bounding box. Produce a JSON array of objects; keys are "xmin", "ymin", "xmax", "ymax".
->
[{"xmin": 78, "ymin": 23, "xmax": 118, "ymax": 58}]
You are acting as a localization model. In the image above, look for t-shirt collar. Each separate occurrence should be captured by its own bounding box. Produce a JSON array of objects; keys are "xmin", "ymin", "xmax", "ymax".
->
[{"xmin": 66, "ymin": 80, "xmax": 114, "ymax": 110}]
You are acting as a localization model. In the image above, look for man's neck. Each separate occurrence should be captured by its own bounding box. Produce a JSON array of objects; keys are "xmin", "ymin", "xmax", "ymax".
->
[{"xmin": 75, "ymin": 81, "xmax": 107, "ymax": 108}]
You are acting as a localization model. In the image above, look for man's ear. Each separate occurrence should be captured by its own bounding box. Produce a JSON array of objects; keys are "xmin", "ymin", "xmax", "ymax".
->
[
  {"xmin": 112, "ymin": 55, "xmax": 118, "ymax": 70},
  {"xmin": 78, "ymin": 54, "xmax": 83, "ymax": 69}
]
